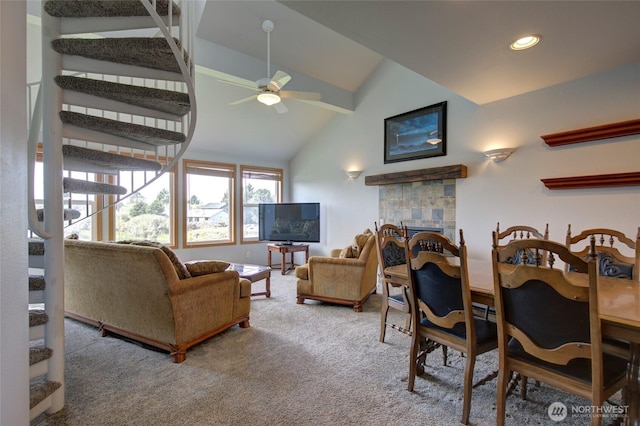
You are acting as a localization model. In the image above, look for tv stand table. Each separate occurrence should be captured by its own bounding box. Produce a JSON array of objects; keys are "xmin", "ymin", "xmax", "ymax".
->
[{"xmin": 267, "ymin": 243, "xmax": 309, "ymax": 275}]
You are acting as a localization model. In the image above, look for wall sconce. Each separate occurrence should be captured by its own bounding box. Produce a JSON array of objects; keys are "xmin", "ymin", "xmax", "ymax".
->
[
  {"xmin": 484, "ymin": 148, "xmax": 516, "ymax": 162},
  {"xmin": 346, "ymin": 170, "xmax": 362, "ymax": 179}
]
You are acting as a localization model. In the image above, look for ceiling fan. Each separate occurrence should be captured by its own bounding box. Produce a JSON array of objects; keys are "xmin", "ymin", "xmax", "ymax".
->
[{"xmin": 222, "ymin": 20, "xmax": 321, "ymax": 114}]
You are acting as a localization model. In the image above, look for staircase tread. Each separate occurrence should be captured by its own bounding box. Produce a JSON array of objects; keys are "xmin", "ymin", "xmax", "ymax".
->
[
  {"xmin": 28, "ymin": 239, "xmax": 45, "ymax": 256},
  {"xmin": 36, "ymin": 208, "xmax": 82, "ymax": 222},
  {"xmin": 29, "ymin": 310, "xmax": 48, "ymax": 328},
  {"xmin": 55, "ymin": 75, "xmax": 190, "ymax": 117},
  {"xmin": 29, "ymin": 275, "xmax": 46, "ymax": 292},
  {"xmin": 63, "ymin": 145, "xmax": 162, "ymax": 172},
  {"xmin": 45, "ymin": 0, "xmax": 180, "ymax": 18},
  {"xmin": 30, "ymin": 379, "xmax": 62, "ymax": 409},
  {"xmin": 63, "ymin": 177, "xmax": 127, "ymax": 195},
  {"xmin": 30, "ymin": 346, "xmax": 54, "ymax": 366},
  {"xmin": 51, "ymin": 37, "xmax": 187, "ymax": 74},
  {"xmin": 60, "ymin": 111, "xmax": 185, "ymax": 146}
]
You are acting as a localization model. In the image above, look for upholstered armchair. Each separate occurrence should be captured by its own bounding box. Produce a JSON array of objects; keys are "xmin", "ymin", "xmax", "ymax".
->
[{"xmin": 295, "ymin": 229, "xmax": 378, "ymax": 312}]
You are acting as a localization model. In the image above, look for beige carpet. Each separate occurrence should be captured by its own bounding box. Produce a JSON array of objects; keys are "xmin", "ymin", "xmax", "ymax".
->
[{"xmin": 35, "ymin": 274, "xmax": 623, "ymax": 426}]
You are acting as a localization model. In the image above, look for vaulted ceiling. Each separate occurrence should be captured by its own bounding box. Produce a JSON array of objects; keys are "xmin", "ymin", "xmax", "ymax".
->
[{"xmin": 191, "ymin": 0, "xmax": 640, "ymax": 161}]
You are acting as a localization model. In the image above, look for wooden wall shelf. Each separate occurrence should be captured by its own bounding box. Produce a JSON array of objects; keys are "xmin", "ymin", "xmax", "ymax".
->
[
  {"xmin": 541, "ymin": 172, "xmax": 640, "ymax": 190},
  {"xmin": 364, "ymin": 164, "xmax": 467, "ymax": 186},
  {"xmin": 541, "ymin": 118, "xmax": 640, "ymax": 147}
]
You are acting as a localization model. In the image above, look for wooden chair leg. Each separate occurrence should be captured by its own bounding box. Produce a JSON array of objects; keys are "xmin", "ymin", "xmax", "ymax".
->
[
  {"xmin": 496, "ymin": 370, "xmax": 509, "ymax": 426},
  {"xmin": 442, "ymin": 344, "xmax": 448, "ymax": 366},
  {"xmin": 379, "ymin": 304, "xmax": 389, "ymax": 343},
  {"xmin": 520, "ymin": 375, "xmax": 527, "ymax": 400},
  {"xmin": 408, "ymin": 334, "xmax": 420, "ymax": 391},
  {"xmin": 461, "ymin": 353, "xmax": 475, "ymax": 425}
]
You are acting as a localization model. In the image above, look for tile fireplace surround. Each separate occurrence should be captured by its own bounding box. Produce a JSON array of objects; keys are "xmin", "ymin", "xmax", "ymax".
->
[{"xmin": 378, "ymin": 179, "xmax": 456, "ymax": 242}]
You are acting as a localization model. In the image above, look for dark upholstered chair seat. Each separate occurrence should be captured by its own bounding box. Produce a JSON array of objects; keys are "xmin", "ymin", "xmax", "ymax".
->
[
  {"xmin": 508, "ymin": 338, "xmax": 628, "ymax": 388},
  {"xmin": 420, "ymin": 316, "xmax": 497, "ymax": 346}
]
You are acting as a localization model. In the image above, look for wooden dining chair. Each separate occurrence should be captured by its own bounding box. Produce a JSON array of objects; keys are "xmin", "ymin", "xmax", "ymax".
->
[
  {"xmin": 565, "ymin": 225, "xmax": 639, "ymax": 281},
  {"xmin": 492, "ymin": 223, "xmax": 549, "ymax": 396},
  {"xmin": 405, "ymin": 229, "xmax": 497, "ymax": 425},
  {"xmin": 492, "ymin": 237, "xmax": 628, "ymax": 426},
  {"xmin": 374, "ymin": 222, "xmax": 412, "ymax": 342}
]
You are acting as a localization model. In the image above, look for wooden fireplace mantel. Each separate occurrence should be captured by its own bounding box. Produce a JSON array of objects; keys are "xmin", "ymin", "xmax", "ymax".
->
[{"xmin": 364, "ymin": 164, "xmax": 467, "ymax": 186}]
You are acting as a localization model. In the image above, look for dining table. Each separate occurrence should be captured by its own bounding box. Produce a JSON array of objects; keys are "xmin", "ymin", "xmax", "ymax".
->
[{"xmin": 384, "ymin": 258, "xmax": 640, "ymax": 426}]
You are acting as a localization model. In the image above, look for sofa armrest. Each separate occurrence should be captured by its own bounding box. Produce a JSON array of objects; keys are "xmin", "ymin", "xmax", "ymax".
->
[{"xmin": 167, "ymin": 270, "xmax": 246, "ymax": 343}]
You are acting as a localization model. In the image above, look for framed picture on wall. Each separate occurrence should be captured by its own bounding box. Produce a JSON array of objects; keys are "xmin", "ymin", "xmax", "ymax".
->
[{"xmin": 384, "ymin": 101, "xmax": 447, "ymax": 164}]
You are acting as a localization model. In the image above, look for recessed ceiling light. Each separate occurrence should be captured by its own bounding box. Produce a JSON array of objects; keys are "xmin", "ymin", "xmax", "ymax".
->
[{"xmin": 510, "ymin": 35, "xmax": 541, "ymax": 51}]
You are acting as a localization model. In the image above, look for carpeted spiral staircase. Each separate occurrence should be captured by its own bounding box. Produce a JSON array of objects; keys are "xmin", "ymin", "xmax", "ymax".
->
[{"xmin": 27, "ymin": 0, "xmax": 196, "ymax": 421}]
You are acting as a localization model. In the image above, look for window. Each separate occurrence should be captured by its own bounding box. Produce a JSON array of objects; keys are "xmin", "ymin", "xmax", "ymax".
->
[
  {"xmin": 109, "ymin": 168, "xmax": 176, "ymax": 245},
  {"xmin": 241, "ymin": 166, "xmax": 283, "ymax": 243},
  {"xmin": 183, "ymin": 160, "xmax": 235, "ymax": 247}
]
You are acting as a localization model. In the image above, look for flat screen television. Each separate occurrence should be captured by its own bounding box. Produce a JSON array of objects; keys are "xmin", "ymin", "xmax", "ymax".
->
[{"xmin": 258, "ymin": 202, "xmax": 320, "ymax": 244}]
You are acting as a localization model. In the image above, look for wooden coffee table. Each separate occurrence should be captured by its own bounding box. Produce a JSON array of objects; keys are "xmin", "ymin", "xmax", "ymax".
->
[{"xmin": 227, "ymin": 263, "xmax": 272, "ymax": 297}]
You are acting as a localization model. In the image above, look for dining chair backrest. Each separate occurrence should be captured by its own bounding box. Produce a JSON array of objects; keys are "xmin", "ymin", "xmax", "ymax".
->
[
  {"xmin": 493, "ymin": 223, "xmax": 549, "ymax": 265},
  {"xmin": 566, "ymin": 225, "xmax": 640, "ymax": 281},
  {"xmin": 405, "ymin": 229, "xmax": 475, "ymax": 346},
  {"xmin": 374, "ymin": 222, "xmax": 406, "ymax": 273}
]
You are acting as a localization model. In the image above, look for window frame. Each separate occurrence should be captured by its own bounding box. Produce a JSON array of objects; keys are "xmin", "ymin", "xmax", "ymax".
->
[
  {"xmin": 182, "ymin": 159, "xmax": 236, "ymax": 248},
  {"xmin": 240, "ymin": 165, "xmax": 283, "ymax": 244},
  {"xmin": 107, "ymin": 161, "xmax": 177, "ymax": 247}
]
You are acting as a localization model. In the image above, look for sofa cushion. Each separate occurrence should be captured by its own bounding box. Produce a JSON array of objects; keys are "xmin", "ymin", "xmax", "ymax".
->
[
  {"xmin": 186, "ymin": 260, "xmax": 230, "ymax": 277},
  {"xmin": 116, "ymin": 240, "xmax": 192, "ymax": 280}
]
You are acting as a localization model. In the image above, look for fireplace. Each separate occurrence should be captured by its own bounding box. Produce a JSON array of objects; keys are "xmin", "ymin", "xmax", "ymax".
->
[{"xmin": 378, "ymin": 179, "xmax": 456, "ymax": 242}]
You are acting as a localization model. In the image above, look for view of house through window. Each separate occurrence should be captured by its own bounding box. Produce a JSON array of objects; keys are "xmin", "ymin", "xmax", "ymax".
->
[
  {"xmin": 241, "ymin": 166, "xmax": 283, "ymax": 242},
  {"xmin": 111, "ymin": 170, "xmax": 175, "ymax": 245},
  {"xmin": 183, "ymin": 160, "xmax": 235, "ymax": 246}
]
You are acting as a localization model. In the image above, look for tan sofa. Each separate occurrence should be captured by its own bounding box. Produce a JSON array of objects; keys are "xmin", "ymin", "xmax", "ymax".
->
[
  {"xmin": 295, "ymin": 229, "xmax": 378, "ymax": 312},
  {"xmin": 64, "ymin": 239, "xmax": 251, "ymax": 363}
]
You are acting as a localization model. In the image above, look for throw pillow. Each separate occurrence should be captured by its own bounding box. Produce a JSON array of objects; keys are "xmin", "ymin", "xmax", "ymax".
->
[
  {"xmin": 351, "ymin": 229, "xmax": 373, "ymax": 258},
  {"xmin": 185, "ymin": 261, "xmax": 230, "ymax": 277},
  {"xmin": 339, "ymin": 246, "xmax": 355, "ymax": 258}
]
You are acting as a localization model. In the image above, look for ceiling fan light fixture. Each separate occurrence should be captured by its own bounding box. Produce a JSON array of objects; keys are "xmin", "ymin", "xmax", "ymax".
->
[
  {"xmin": 510, "ymin": 34, "xmax": 541, "ymax": 51},
  {"xmin": 257, "ymin": 92, "xmax": 281, "ymax": 106}
]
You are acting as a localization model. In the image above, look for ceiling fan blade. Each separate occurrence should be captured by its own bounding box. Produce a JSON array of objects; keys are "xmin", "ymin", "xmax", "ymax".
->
[
  {"xmin": 268, "ymin": 70, "xmax": 292, "ymax": 91},
  {"xmin": 279, "ymin": 90, "xmax": 321, "ymax": 102},
  {"xmin": 229, "ymin": 94, "xmax": 258, "ymax": 106},
  {"xmin": 273, "ymin": 101, "xmax": 288, "ymax": 114}
]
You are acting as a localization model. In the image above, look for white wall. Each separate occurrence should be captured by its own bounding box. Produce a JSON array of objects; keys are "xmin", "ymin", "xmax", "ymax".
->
[
  {"xmin": 1, "ymin": 1, "xmax": 29, "ymax": 424},
  {"xmin": 291, "ymin": 59, "xmax": 640, "ymax": 260}
]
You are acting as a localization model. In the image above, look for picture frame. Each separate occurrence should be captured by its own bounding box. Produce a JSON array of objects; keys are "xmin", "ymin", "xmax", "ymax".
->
[{"xmin": 384, "ymin": 101, "xmax": 447, "ymax": 164}]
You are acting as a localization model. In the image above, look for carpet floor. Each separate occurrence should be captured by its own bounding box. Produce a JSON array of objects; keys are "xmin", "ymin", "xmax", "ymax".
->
[{"xmin": 35, "ymin": 274, "xmax": 623, "ymax": 426}]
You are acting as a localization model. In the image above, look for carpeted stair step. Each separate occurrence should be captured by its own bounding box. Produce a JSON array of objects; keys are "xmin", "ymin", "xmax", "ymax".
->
[
  {"xmin": 56, "ymin": 75, "xmax": 190, "ymax": 119},
  {"xmin": 51, "ymin": 37, "xmax": 187, "ymax": 76},
  {"xmin": 63, "ymin": 144, "xmax": 162, "ymax": 175},
  {"xmin": 29, "ymin": 275, "xmax": 46, "ymax": 292},
  {"xmin": 45, "ymin": 0, "xmax": 180, "ymax": 18},
  {"xmin": 63, "ymin": 177, "xmax": 127, "ymax": 195},
  {"xmin": 29, "ymin": 239, "xmax": 45, "ymax": 256},
  {"xmin": 29, "ymin": 310, "xmax": 49, "ymax": 328},
  {"xmin": 36, "ymin": 208, "xmax": 82, "ymax": 222},
  {"xmin": 45, "ymin": 0, "xmax": 181, "ymax": 35},
  {"xmin": 30, "ymin": 346, "xmax": 53, "ymax": 366},
  {"xmin": 60, "ymin": 111, "xmax": 186, "ymax": 149},
  {"xmin": 30, "ymin": 378, "xmax": 62, "ymax": 409}
]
